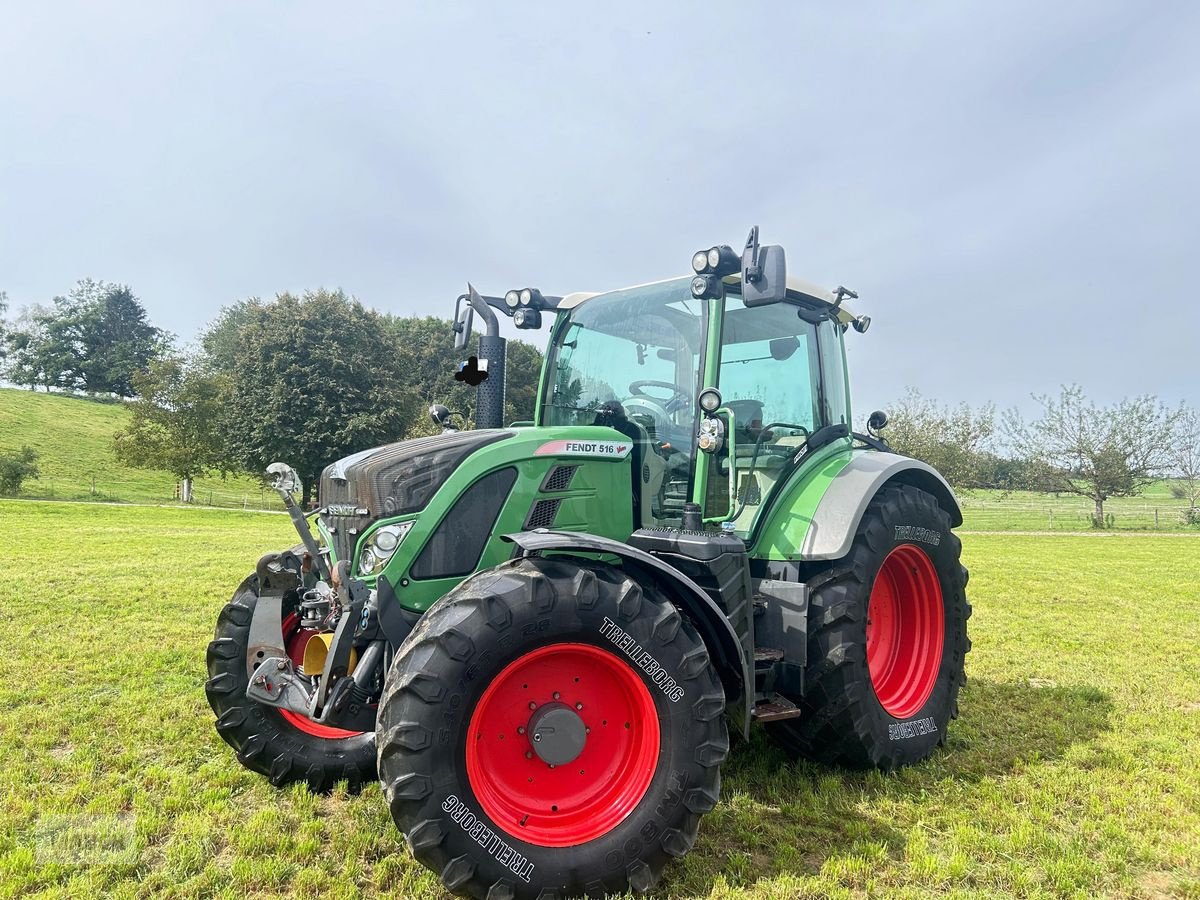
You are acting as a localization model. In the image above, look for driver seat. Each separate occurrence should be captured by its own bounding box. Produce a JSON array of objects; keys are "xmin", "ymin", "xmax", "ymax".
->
[{"xmin": 592, "ymin": 401, "xmax": 664, "ymax": 527}]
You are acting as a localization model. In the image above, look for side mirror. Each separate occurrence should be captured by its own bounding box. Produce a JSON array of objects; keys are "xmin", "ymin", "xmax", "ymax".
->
[
  {"xmin": 453, "ymin": 296, "xmax": 474, "ymax": 351},
  {"xmin": 742, "ymin": 243, "xmax": 787, "ymax": 307},
  {"xmin": 429, "ymin": 404, "xmax": 455, "ymax": 430}
]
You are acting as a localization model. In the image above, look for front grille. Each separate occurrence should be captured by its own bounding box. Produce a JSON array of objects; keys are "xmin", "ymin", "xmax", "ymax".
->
[{"xmin": 525, "ymin": 498, "xmax": 561, "ymax": 529}]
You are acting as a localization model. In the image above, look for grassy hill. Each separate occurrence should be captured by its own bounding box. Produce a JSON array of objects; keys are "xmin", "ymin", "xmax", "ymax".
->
[{"xmin": 0, "ymin": 387, "xmax": 281, "ymax": 509}]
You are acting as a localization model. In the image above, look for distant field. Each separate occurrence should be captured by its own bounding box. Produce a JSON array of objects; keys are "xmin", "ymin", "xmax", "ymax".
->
[
  {"xmin": 1, "ymin": 501, "xmax": 1197, "ymax": 899},
  {"xmin": 959, "ymin": 484, "xmax": 1196, "ymax": 532},
  {"xmin": 0, "ymin": 387, "xmax": 281, "ymax": 509}
]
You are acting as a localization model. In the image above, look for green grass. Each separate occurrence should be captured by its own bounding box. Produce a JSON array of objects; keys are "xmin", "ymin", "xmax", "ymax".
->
[
  {"xmin": 1, "ymin": 501, "xmax": 1197, "ymax": 899},
  {"xmin": 0, "ymin": 388, "xmax": 280, "ymax": 509}
]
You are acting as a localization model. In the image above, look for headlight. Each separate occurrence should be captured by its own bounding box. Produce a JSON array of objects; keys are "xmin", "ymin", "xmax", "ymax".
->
[{"xmin": 358, "ymin": 521, "xmax": 414, "ymax": 576}]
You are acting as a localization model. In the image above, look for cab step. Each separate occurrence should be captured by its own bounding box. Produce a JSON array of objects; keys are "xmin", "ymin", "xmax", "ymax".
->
[
  {"xmin": 751, "ymin": 692, "xmax": 802, "ymax": 722},
  {"xmin": 753, "ymin": 647, "xmax": 784, "ymax": 667}
]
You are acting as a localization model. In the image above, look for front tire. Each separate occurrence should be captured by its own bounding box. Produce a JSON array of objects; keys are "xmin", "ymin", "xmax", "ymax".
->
[
  {"xmin": 377, "ymin": 557, "xmax": 728, "ymax": 899},
  {"xmin": 204, "ymin": 574, "xmax": 377, "ymax": 791},
  {"xmin": 769, "ymin": 484, "xmax": 970, "ymax": 769}
]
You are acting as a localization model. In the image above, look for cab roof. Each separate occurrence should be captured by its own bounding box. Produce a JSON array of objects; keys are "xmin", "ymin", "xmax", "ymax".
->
[{"xmin": 557, "ymin": 274, "xmax": 860, "ymax": 325}]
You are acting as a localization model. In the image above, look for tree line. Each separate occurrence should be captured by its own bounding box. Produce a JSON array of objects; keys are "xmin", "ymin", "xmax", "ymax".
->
[
  {"xmin": 2, "ymin": 281, "xmax": 1196, "ymax": 525},
  {"xmin": 1, "ymin": 282, "xmax": 542, "ymax": 505},
  {"xmin": 880, "ymin": 387, "xmax": 1199, "ymax": 527}
]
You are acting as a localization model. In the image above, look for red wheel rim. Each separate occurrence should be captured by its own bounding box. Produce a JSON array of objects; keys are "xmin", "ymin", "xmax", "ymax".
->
[
  {"xmin": 276, "ymin": 612, "xmax": 364, "ymax": 739},
  {"xmin": 465, "ymin": 642, "xmax": 660, "ymax": 847},
  {"xmin": 865, "ymin": 545, "xmax": 945, "ymax": 719}
]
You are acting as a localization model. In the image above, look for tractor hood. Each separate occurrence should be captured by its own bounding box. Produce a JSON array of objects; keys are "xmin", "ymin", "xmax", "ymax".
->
[{"xmin": 318, "ymin": 429, "xmax": 513, "ymax": 561}]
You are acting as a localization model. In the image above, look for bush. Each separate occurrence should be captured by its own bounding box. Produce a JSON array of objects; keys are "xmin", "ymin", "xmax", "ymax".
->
[{"xmin": 0, "ymin": 446, "xmax": 39, "ymax": 496}]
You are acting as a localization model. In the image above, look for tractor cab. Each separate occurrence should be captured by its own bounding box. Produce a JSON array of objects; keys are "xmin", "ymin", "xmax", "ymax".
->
[{"xmin": 457, "ymin": 227, "xmax": 869, "ymax": 538}]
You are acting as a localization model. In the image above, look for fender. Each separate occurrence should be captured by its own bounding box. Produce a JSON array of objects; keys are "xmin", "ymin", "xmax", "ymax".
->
[
  {"xmin": 503, "ymin": 529, "xmax": 751, "ymax": 736},
  {"xmin": 800, "ymin": 451, "xmax": 962, "ymax": 561}
]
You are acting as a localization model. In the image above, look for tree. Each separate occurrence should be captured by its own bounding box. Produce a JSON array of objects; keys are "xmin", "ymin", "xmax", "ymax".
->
[
  {"xmin": 213, "ymin": 289, "xmax": 418, "ymax": 506},
  {"xmin": 199, "ymin": 298, "xmax": 267, "ymax": 374},
  {"xmin": 2, "ymin": 303, "xmax": 64, "ymax": 390},
  {"xmin": 880, "ymin": 388, "xmax": 996, "ymax": 489},
  {"xmin": 1003, "ymin": 385, "xmax": 1181, "ymax": 527},
  {"xmin": 0, "ymin": 282, "xmax": 169, "ymax": 396},
  {"xmin": 0, "ymin": 446, "xmax": 39, "ymax": 495},
  {"xmin": 1170, "ymin": 406, "xmax": 1200, "ymax": 524},
  {"xmin": 71, "ymin": 283, "xmax": 172, "ymax": 396},
  {"xmin": 113, "ymin": 357, "xmax": 228, "ymax": 502}
]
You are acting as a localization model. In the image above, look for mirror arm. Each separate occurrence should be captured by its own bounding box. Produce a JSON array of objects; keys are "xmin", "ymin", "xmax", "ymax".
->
[{"xmin": 468, "ymin": 283, "xmax": 499, "ymax": 337}]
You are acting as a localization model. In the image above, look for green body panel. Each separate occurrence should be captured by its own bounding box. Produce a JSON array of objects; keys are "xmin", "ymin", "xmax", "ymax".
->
[
  {"xmin": 357, "ymin": 425, "xmax": 635, "ymax": 613},
  {"xmin": 746, "ymin": 439, "xmax": 856, "ymax": 561}
]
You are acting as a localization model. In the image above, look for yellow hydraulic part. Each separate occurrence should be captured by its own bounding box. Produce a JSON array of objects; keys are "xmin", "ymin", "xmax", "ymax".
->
[{"xmin": 302, "ymin": 633, "xmax": 357, "ymax": 677}]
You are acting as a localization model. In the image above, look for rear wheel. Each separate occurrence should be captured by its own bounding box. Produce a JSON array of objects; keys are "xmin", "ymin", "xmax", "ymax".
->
[
  {"xmin": 377, "ymin": 556, "xmax": 728, "ymax": 899},
  {"xmin": 768, "ymin": 484, "xmax": 970, "ymax": 769},
  {"xmin": 205, "ymin": 574, "xmax": 376, "ymax": 791}
]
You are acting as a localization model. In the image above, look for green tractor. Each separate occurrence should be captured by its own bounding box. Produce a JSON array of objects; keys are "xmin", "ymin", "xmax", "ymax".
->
[{"xmin": 206, "ymin": 228, "xmax": 970, "ymax": 898}]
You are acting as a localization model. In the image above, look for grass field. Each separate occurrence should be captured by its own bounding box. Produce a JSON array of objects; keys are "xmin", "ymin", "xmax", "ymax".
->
[
  {"xmin": 1, "ymin": 501, "xmax": 1197, "ymax": 899},
  {"xmin": 0, "ymin": 388, "xmax": 281, "ymax": 509}
]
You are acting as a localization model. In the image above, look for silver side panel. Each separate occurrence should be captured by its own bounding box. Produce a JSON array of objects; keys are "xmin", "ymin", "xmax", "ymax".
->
[{"xmin": 800, "ymin": 452, "xmax": 961, "ymax": 561}]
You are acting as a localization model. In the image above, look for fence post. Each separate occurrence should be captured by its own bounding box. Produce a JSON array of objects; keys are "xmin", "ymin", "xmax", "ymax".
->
[
  {"xmin": 1049, "ymin": 509, "xmax": 1053, "ymax": 530},
  {"xmin": 1154, "ymin": 508, "xmax": 1159, "ymax": 527}
]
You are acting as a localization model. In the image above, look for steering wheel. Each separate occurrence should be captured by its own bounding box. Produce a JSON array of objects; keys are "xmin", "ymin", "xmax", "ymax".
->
[{"xmin": 628, "ymin": 380, "xmax": 691, "ymax": 412}]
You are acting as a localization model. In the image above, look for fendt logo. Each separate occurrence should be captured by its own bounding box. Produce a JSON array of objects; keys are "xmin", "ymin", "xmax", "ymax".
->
[{"xmin": 534, "ymin": 439, "xmax": 632, "ymax": 459}]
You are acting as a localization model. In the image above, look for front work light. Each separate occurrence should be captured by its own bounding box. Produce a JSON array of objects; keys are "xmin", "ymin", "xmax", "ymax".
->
[
  {"xmin": 691, "ymin": 274, "xmax": 723, "ymax": 300},
  {"xmin": 518, "ymin": 287, "xmax": 545, "ymax": 307},
  {"xmin": 513, "ymin": 307, "xmax": 542, "ymax": 329},
  {"xmin": 504, "ymin": 290, "xmax": 520, "ymax": 309},
  {"xmin": 698, "ymin": 387, "xmax": 722, "ymax": 414}
]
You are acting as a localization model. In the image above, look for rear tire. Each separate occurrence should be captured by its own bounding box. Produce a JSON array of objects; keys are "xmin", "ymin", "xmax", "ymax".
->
[
  {"xmin": 768, "ymin": 484, "xmax": 970, "ymax": 769},
  {"xmin": 377, "ymin": 556, "xmax": 728, "ymax": 899},
  {"xmin": 205, "ymin": 573, "xmax": 377, "ymax": 791}
]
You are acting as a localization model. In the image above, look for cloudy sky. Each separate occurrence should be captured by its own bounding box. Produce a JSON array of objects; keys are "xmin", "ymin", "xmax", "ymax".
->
[{"xmin": 2, "ymin": 2, "xmax": 1197, "ymax": 415}]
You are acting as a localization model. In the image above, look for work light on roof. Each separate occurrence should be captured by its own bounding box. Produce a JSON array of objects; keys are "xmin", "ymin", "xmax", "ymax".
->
[
  {"xmin": 690, "ymin": 274, "xmax": 723, "ymax": 300},
  {"xmin": 691, "ymin": 244, "xmax": 739, "ymax": 277},
  {"xmin": 504, "ymin": 290, "xmax": 520, "ymax": 309}
]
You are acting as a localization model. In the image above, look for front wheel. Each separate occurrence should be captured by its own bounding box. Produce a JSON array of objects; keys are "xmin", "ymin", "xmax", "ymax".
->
[
  {"xmin": 204, "ymin": 574, "xmax": 377, "ymax": 791},
  {"xmin": 768, "ymin": 483, "xmax": 971, "ymax": 769},
  {"xmin": 377, "ymin": 557, "xmax": 728, "ymax": 899}
]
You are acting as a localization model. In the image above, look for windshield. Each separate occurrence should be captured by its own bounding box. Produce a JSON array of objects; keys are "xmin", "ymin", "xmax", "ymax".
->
[{"xmin": 542, "ymin": 278, "xmax": 703, "ymax": 525}]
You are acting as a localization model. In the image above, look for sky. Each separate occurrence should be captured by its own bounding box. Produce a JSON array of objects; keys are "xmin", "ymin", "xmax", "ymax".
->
[{"xmin": 2, "ymin": 1, "xmax": 1197, "ymax": 416}]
